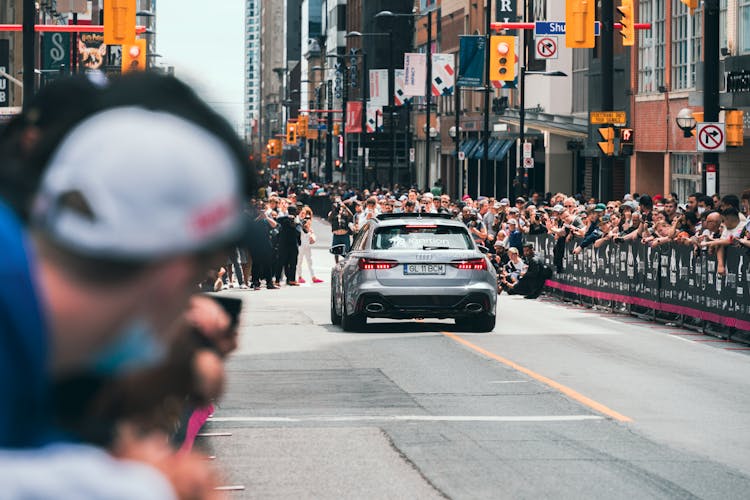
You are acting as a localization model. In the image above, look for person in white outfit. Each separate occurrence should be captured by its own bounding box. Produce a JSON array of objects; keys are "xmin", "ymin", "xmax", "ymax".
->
[{"xmin": 298, "ymin": 206, "xmax": 323, "ymax": 284}]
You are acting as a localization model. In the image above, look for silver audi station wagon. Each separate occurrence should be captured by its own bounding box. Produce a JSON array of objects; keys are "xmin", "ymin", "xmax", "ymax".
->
[{"xmin": 330, "ymin": 213, "xmax": 497, "ymax": 332}]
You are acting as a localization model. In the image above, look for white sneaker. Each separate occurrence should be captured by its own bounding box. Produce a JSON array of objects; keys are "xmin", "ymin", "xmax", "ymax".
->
[{"xmin": 221, "ymin": 284, "xmax": 229, "ymax": 290}]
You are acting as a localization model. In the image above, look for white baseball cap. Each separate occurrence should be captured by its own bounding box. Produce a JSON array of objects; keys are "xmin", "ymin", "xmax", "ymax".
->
[{"xmin": 32, "ymin": 107, "xmax": 247, "ymax": 259}]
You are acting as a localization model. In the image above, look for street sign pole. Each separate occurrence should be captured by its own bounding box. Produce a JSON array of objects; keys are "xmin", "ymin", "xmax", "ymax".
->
[
  {"xmin": 600, "ymin": 0, "xmax": 614, "ymax": 202},
  {"xmin": 703, "ymin": 0, "xmax": 720, "ymax": 195}
]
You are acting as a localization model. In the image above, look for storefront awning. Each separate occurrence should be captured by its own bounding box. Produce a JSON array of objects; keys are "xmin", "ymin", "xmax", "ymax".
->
[{"xmin": 452, "ymin": 138, "xmax": 478, "ymax": 157}]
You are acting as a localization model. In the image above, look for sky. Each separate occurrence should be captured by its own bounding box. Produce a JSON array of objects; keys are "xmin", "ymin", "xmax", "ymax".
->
[{"xmin": 156, "ymin": 1, "xmax": 245, "ymax": 133}]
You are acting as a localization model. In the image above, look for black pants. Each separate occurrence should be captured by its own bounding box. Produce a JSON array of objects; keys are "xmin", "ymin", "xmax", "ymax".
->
[
  {"xmin": 509, "ymin": 277, "xmax": 544, "ymax": 297},
  {"xmin": 251, "ymin": 256, "xmax": 273, "ymax": 286},
  {"xmin": 279, "ymin": 247, "xmax": 299, "ymax": 283}
]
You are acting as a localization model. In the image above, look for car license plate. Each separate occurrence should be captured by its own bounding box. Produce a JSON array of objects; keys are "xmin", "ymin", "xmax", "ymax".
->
[{"xmin": 404, "ymin": 264, "xmax": 446, "ymax": 275}]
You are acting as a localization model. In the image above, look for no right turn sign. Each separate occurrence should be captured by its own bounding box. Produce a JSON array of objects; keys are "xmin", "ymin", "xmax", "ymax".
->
[{"xmin": 696, "ymin": 123, "xmax": 726, "ymax": 153}]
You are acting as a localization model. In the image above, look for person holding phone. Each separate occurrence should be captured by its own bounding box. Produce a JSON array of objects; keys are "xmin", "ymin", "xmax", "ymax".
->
[{"xmin": 297, "ymin": 206, "xmax": 323, "ymax": 284}]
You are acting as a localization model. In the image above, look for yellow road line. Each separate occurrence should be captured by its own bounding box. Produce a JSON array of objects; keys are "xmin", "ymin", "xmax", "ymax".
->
[{"xmin": 440, "ymin": 331, "xmax": 633, "ymax": 423}]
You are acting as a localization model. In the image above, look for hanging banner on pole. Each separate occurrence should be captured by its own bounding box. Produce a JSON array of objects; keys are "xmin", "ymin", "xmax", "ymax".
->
[
  {"xmin": 369, "ymin": 69, "xmax": 388, "ymax": 107},
  {"xmin": 345, "ymin": 101, "xmax": 363, "ymax": 133},
  {"xmin": 366, "ymin": 106, "xmax": 384, "ymax": 133},
  {"xmin": 403, "ymin": 53, "xmax": 427, "ymax": 96},
  {"xmin": 457, "ymin": 35, "xmax": 485, "ymax": 88},
  {"xmin": 394, "ymin": 69, "xmax": 412, "ymax": 106},
  {"xmin": 431, "ymin": 53, "xmax": 455, "ymax": 96}
]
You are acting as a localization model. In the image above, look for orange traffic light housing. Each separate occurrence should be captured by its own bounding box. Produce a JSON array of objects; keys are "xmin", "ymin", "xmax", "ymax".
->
[
  {"xmin": 297, "ymin": 115, "xmax": 308, "ymax": 139},
  {"xmin": 489, "ymin": 36, "xmax": 516, "ymax": 82},
  {"xmin": 598, "ymin": 127, "xmax": 615, "ymax": 156},
  {"xmin": 726, "ymin": 110, "xmax": 744, "ymax": 147},
  {"xmin": 286, "ymin": 122, "xmax": 297, "ymax": 144},
  {"xmin": 104, "ymin": 0, "xmax": 137, "ymax": 46},
  {"xmin": 618, "ymin": 0, "xmax": 635, "ymax": 47},
  {"xmin": 566, "ymin": 0, "xmax": 596, "ymax": 49},
  {"xmin": 121, "ymin": 38, "xmax": 147, "ymax": 73},
  {"xmin": 681, "ymin": 0, "xmax": 698, "ymax": 15}
]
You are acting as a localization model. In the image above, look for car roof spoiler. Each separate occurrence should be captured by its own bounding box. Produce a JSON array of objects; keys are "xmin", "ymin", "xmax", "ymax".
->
[{"xmin": 375, "ymin": 213, "xmax": 455, "ymax": 221}]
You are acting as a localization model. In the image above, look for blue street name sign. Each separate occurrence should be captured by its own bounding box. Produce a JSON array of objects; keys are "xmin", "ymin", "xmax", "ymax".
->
[{"xmin": 534, "ymin": 21, "xmax": 601, "ymax": 36}]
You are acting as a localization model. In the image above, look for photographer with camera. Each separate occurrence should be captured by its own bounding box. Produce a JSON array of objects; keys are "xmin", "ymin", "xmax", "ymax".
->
[
  {"xmin": 328, "ymin": 198, "xmax": 354, "ymax": 263},
  {"xmin": 461, "ymin": 206, "xmax": 488, "ymax": 246}
]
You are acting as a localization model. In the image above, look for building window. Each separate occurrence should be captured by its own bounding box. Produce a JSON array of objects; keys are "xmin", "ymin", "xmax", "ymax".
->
[
  {"xmin": 741, "ymin": 0, "xmax": 750, "ymax": 53},
  {"xmin": 671, "ymin": 154, "xmax": 701, "ymax": 202},
  {"xmin": 671, "ymin": 0, "xmax": 702, "ymax": 90},
  {"xmin": 638, "ymin": 0, "xmax": 666, "ymax": 93}
]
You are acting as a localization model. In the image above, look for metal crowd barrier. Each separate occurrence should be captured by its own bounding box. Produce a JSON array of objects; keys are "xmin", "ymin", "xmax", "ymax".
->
[{"xmin": 527, "ymin": 234, "xmax": 750, "ymax": 342}]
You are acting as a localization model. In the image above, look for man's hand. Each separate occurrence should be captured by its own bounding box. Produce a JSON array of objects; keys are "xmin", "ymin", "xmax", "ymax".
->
[
  {"xmin": 572, "ymin": 246, "xmax": 582, "ymax": 255},
  {"xmin": 113, "ymin": 425, "xmax": 225, "ymax": 500}
]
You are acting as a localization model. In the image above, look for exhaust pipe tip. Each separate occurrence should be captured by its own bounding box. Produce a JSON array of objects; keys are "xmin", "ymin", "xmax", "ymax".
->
[
  {"xmin": 365, "ymin": 303, "xmax": 385, "ymax": 313},
  {"xmin": 465, "ymin": 303, "xmax": 483, "ymax": 313}
]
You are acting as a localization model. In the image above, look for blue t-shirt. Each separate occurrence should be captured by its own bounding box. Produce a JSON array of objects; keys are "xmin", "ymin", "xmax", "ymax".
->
[{"xmin": 0, "ymin": 201, "xmax": 51, "ymax": 447}]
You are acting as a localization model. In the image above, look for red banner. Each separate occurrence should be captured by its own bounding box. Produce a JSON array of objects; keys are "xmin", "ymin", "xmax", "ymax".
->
[{"xmin": 345, "ymin": 101, "xmax": 363, "ymax": 134}]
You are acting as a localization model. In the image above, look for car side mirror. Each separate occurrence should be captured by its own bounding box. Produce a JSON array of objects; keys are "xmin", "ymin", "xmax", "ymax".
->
[
  {"xmin": 330, "ymin": 244, "xmax": 347, "ymax": 256},
  {"xmin": 476, "ymin": 245, "xmax": 489, "ymax": 254}
]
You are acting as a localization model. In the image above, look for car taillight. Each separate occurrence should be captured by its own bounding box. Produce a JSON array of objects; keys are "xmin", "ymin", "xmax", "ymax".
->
[
  {"xmin": 358, "ymin": 258, "xmax": 399, "ymax": 270},
  {"xmin": 451, "ymin": 258, "xmax": 488, "ymax": 270}
]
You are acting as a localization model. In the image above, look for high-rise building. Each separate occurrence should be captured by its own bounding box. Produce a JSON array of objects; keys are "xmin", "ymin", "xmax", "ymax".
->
[{"xmin": 245, "ymin": 0, "xmax": 262, "ymax": 147}]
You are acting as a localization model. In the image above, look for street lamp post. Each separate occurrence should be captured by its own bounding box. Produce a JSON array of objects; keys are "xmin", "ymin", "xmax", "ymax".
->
[
  {"xmin": 375, "ymin": 9, "xmax": 433, "ymax": 191},
  {"xmin": 517, "ymin": 68, "xmax": 567, "ymax": 197},
  {"xmin": 346, "ymin": 31, "xmax": 394, "ymax": 188}
]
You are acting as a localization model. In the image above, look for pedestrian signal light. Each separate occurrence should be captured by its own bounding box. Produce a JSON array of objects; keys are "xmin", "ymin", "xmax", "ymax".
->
[
  {"xmin": 598, "ymin": 127, "xmax": 615, "ymax": 156},
  {"xmin": 619, "ymin": 128, "xmax": 634, "ymax": 156},
  {"xmin": 566, "ymin": 0, "xmax": 596, "ymax": 49},
  {"xmin": 334, "ymin": 159, "xmax": 342, "ymax": 169},
  {"xmin": 680, "ymin": 0, "xmax": 698, "ymax": 15},
  {"xmin": 726, "ymin": 110, "xmax": 744, "ymax": 147},
  {"xmin": 489, "ymin": 36, "xmax": 516, "ymax": 82},
  {"xmin": 333, "ymin": 123, "xmax": 341, "ymax": 136},
  {"xmin": 618, "ymin": 0, "xmax": 635, "ymax": 47},
  {"xmin": 104, "ymin": 0, "xmax": 136, "ymax": 46},
  {"xmin": 121, "ymin": 38, "xmax": 146, "ymax": 73},
  {"xmin": 286, "ymin": 123, "xmax": 297, "ymax": 144}
]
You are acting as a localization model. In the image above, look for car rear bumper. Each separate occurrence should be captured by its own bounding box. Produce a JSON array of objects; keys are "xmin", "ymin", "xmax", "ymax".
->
[{"xmin": 352, "ymin": 283, "xmax": 497, "ymax": 319}]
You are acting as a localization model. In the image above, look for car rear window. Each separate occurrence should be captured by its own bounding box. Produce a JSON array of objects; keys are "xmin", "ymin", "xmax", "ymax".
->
[{"xmin": 372, "ymin": 225, "xmax": 473, "ymax": 250}]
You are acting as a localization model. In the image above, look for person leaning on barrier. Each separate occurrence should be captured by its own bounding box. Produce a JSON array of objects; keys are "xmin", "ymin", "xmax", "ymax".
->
[
  {"xmin": 0, "ymin": 72, "xmax": 255, "ymax": 497},
  {"xmin": 572, "ymin": 203, "xmax": 606, "ymax": 255}
]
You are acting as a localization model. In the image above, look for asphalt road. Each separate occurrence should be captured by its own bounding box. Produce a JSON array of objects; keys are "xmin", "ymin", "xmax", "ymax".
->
[{"xmin": 199, "ymin": 218, "xmax": 750, "ymax": 499}]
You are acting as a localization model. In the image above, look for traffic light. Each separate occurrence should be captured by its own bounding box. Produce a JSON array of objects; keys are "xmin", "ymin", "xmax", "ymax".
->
[
  {"xmin": 121, "ymin": 38, "xmax": 147, "ymax": 73},
  {"xmin": 297, "ymin": 115, "xmax": 308, "ymax": 139},
  {"xmin": 619, "ymin": 128, "xmax": 634, "ymax": 156},
  {"xmin": 598, "ymin": 127, "xmax": 615, "ymax": 156},
  {"xmin": 489, "ymin": 36, "xmax": 516, "ymax": 82},
  {"xmin": 680, "ymin": 0, "xmax": 698, "ymax": 15},
  {"xmin": 726, "ymin": 110, "xmax": 744, "ymax": 147},
  {"xmin": 286, "ymin": 122, "xmax": 297, "ymax": 144},
  {"xmin": 104, "ymin": 0, "xmax": 137, "ymax": 46},
  {"xmin": 618, "ymin": 0, "xmax": 635, "ymax": 47},
  {"xmin": 566, "ymin": 0, "xmax": 596, "ymax": 49}
]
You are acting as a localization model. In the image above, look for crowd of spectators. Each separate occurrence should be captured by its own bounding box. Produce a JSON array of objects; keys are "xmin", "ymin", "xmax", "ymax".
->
[{"xmin": 289, "ymin": 181, "xmax": 750, "ymax": 290}]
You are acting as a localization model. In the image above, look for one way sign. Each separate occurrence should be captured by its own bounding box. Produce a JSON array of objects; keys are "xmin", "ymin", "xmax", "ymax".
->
[{"xmin": 696, "ymin": 123, "xmax": 726, "ymax": 153}]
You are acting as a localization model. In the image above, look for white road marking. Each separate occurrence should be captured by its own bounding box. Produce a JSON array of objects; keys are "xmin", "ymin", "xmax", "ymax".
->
[
  {"xmin": 208, "ymin": 415, "xmax": 603, "ymax": 423},
  {"xmin": 196, "ymin": 432, "xmax": 233, "ymax": 437},
  {"xmin": 215, "ymin": 486, "xmax": 246, "ymax": 491}
]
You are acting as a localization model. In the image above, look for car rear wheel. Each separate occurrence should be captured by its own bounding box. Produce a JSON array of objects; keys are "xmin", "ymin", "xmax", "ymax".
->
[
  {"xmin": 330, "ymin": 286, "xmax": 342, "ymax": 325},
  {"xmin": 455, "ymin": 314, "xmax": 495, "ymax": 333},
  {"xmin": 341, "ymin": 297, "xmax": 366, "ymax": 332}
]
